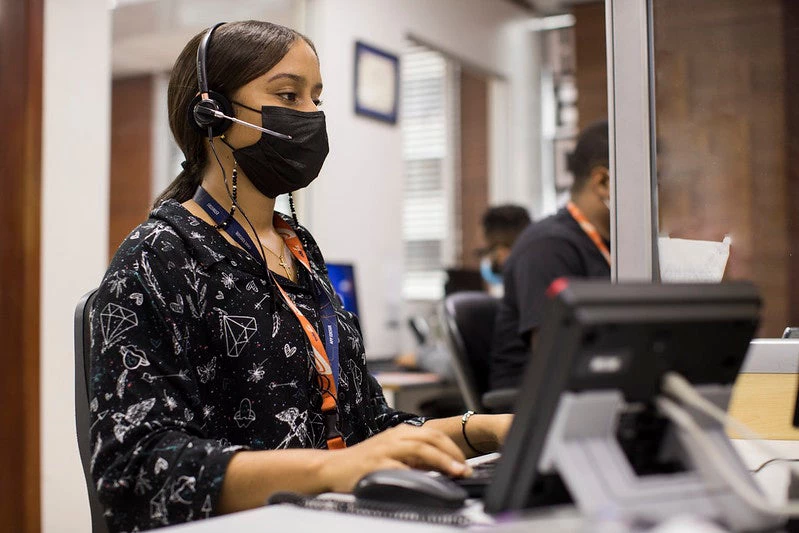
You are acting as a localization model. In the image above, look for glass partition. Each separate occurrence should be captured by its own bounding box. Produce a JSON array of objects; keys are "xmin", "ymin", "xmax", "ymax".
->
[{"xmin": 652, "ymin": 0, "xmax": 799, "ymax": 336}]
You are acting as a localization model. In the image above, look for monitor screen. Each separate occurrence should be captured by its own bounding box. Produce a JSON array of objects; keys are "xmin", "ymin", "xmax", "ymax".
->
[
  {"xmin": 444, "ymin": 268, "xmax": 484, "ymax": 296},
  {"xmin": 483, "ymin": 280, "xmax": 760, "ymax": 514},
  {"xmin": 326, "ymin": 262, "xmax": 360, "ymax": 317}
]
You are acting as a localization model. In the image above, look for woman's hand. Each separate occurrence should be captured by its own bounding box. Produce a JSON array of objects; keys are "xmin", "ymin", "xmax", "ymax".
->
[{"xmin": 320, "ymin": 424, "xmax": 472, "ymax": 493}]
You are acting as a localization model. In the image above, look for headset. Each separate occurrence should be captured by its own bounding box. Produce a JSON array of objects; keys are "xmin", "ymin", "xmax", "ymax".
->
[{"xmin": 188, "ymin": 22, "xmax": 291, "ymax": 140}]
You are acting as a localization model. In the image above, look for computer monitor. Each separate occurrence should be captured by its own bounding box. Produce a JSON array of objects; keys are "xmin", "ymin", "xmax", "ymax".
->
[
  {"xmin": 483, "ymin": 280, "xmax": 760, "ymax": 514},
  {"xmin": 326, "ymin": 262, "xmax": 360, "ymax": 317},
  {"xmin": 444, "ymin": 268, "xmax": 484, "ymax": 296}
]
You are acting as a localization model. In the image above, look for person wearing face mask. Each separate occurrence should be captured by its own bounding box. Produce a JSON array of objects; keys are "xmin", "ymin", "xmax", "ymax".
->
[
  {"xmin": 88, "ymin": 21, "xmax": 512, "ymax": 532},
  {"xmin": 489, "ymin": 120, "xmax": 611, "ymax": 391},
  {"xmin": 478, "ymin": 205, "xmax": 532, "ymax": 296}
]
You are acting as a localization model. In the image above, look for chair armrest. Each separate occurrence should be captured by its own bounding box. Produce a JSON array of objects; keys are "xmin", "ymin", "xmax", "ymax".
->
[{"xmin": 482, "ymin": 388, "xmax": 519, "ymax": 413}]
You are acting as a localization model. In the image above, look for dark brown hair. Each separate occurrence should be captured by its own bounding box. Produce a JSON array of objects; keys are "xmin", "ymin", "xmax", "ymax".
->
[
  {"xmin": 567, "ymin": 119, "xmax": 609, "ymax": 193},
  {"xmin": 154, "ymin": 20, "xmax": 317, "ymax": 207},
  {"xmin": 482, "ymin": 205, "xmax": 531, "ymax": 248}
]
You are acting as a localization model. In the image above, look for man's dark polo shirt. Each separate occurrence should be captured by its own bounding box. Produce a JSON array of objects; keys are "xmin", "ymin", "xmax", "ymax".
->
[{"xmin": 490, "ymin": 207, "xmax": 611, "ymax": 390}]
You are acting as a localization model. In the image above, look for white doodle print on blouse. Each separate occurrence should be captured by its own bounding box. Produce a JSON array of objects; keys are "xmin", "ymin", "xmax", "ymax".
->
[
  {"xmin": 196, "ymin": 356, "xmax": 217, "ymax": 383},
  {"xmin": 268, "ymin": 380, "xmax": 298, "ymax": 391},
  {"xmin": 154, "ymin": 457, "xmax": 169, "ymax": 475},
  {"xmin": 143, "ymin": 221, "xmax": 177, "ymax": 244},
  {"xmin": 169, "ymin": 294, "xmax": 184, "ymax": 314},
  {"xmin": 162, "ymin": 390, "xmax": 178, "ymax": 411},
  {"xmin": 100, "ymin": 302, "xmax": 139, "ymax": 352},
  {"xmin": 348, "ymin": 359, "xmax": 363, "ymax": 404},
  {"xmin": 90, "ymin": 408, "xmax": 109, "ymax": 433},
  {"xmin": 220, "ymin": 272, "xmax": 240, "ymax": 292},
  {"xmin": 116, "ymin": 369, "xmax": 129, "ymax": 399},
  {"xmin": 112, "ymin": 398, "xmax": 156, "ymax": 443},
  {"xmin": 107, "ymin": 271, "xmax": 128, "ymax": 298},
  {"xmin": 182, "ymin": 258, "xmax": 209, "ymax": 319},
  {"xmin": 254, "ymin": 292, "xmax": 269, "ymax": 310},
  {"xmin": 247, "ymin": 360, "xmax": 267, "ymax": 383},
  {"xmin": 202, "ymin": 244, "xmax": 225, "ymax": 263},
  {"xmin": 215, "ymin": 308, "xmax": 258, "ymax": 358},
  {"xmin": 135, "ymin": 466, "xmax": 153, "ymax": 496},
  {"xmin": 335, "ymin": 308, "xmax": 362, "ymax": 353},
  {"xmin": 337, "ymin": 368, "xmax": 350, "ymax": 391},
  {"xmin": 149, "ymin": 474, "xmax": 198, "ymax": 525},
  {"xmin": 120, "ymin": 344, "xmax": 150, "ymax": 370},
  {"xmin": 141, "ymin": 369, "xmax": 189, "ymax": 384},
  {"xmin": 233, "ymin": 398, "xmax": 256, "ymax": 428},
  {"xmin": 275, "ymin": 407, "xmax": 312, "ymax": 449},
  {"xmin": 271, "ymin": 314, "xmax": 281, "ymax": 338},
  {"xmin": 246, "ymin": 280, "xmax": 259, "ymax": 293},
  {"xmin": 90, "ymin": 433, "xmax": 103, "ymax": 473},
  {"xmin": 138, "ymin": 252, "xmax": 166, "ymax": 307},
  {"xmin": 284, "ymin": 343, "xmax": 297, "ymax": 358},
  {"xmin": 170, "ymin": 321, "xmax": 190, "ymax": 356}
]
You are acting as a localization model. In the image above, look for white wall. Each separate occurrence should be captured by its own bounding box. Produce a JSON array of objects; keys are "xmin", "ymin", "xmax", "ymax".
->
[
  {"xmin": 304, "ymin": 0, "xmax": 538, "ymax": 357},
  {"xmin": 41, "ymin": 1, "xmax": 111, "ymax": 531}
]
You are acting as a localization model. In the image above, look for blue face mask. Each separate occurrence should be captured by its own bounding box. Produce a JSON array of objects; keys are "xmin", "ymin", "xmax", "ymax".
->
[{"xmin": 480, "ymin": 257, "xmax": 503, "ymax": 286}]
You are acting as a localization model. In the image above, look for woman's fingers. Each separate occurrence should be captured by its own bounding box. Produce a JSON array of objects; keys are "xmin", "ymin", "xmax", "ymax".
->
[
  {"xmin": 389, "ymin": 441, "xmax": 470, "ymax": 477},
  {"xmin": 403, "ymin": 427, "xmax": 466, "ymax": 464}
]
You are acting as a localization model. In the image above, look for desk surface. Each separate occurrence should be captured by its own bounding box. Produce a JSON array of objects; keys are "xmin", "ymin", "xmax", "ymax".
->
[
  {"xmin": 374, "ymin": 371, "xmax": 442, "ymax": 390},
  {"xmin": 162, "ymin": 502, "xmax": 584, "ymax": 533}
]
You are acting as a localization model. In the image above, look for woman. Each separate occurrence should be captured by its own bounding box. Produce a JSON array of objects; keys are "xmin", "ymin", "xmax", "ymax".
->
[{"xmin": 90, "ymin": 20, "xmax": 511, "ymax": 531}]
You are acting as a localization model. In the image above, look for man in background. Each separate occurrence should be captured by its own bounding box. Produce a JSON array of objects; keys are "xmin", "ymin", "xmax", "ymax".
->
[
  {"xmin": 478, "ymin": 205, "xmax": 532, "ymax": 295},
  {"xmin": 490, "ymin": 120, "xmax": 611, "ymax": 390}
]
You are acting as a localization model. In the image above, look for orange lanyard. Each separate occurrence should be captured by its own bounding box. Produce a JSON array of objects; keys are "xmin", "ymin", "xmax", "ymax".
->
[
  {"xmin": 566, "ymin": 202, "xmax": 611, "ymax": 266},
  {"xmin": 271, "ymin": 216, "xmax": 346, "ymax": 450}
]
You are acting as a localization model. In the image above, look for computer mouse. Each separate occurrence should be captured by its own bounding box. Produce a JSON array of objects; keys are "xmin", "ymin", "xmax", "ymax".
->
[{"xmin": 354, "ymin": 469, "xmax": 468, "ymax": 509}]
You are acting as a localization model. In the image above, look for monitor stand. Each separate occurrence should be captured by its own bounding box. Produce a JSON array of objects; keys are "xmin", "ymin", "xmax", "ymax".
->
[{"xmin": 537, "ymin": 388, "xmax": 784, "ymax": 531}]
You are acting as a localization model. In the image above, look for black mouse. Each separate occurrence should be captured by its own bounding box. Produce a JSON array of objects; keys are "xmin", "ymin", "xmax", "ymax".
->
[{"xmin": 354, "ymin": 469, "xmax": 469, "ymax": 509}]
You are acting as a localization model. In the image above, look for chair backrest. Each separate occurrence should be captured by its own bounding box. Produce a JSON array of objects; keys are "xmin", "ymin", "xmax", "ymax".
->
[
  {"xmin": 441, "ymin": 291, "xmax": 499, "ymax": 412},
  {"xmin": 74, "ymin": 288, "xmax": 109, "ymax": 533}
]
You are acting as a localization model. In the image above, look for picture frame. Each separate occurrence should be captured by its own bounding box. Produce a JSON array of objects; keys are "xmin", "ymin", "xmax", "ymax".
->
[{"xmin": 354, "ymin": 41, "xmax": 399, "ymax": 124}]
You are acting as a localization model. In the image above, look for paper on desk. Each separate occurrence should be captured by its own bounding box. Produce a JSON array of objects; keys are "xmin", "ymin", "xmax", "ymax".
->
[{"xmin": 658, "ymin": 236, "xmax": 730, "ymax": 283}]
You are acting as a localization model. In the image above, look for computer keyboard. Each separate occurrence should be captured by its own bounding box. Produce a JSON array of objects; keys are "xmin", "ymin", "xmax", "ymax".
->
[{"xmin": 450, "ymin": 456, "xmax": 499, "ymax": 498}]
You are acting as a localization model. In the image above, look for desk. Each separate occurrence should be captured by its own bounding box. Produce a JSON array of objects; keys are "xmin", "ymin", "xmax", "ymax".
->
[
  {"xmin": 161, "ymin": 501, "xmax": 584, "ymax": 532},
  {"xmin": 374, "ymin": 371, "xmax": 460, "ymax": 414}
]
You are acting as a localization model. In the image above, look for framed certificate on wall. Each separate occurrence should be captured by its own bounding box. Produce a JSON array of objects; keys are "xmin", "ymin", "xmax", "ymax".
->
[{"xmin": 354, "ymin": 41, "xmax": 399, "ymax": 124}]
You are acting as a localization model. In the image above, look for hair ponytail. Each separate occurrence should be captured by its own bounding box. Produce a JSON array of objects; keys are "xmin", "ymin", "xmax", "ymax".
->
[{"xmin": 153, "ymin": 163, "xmax": 204, "ymax": 207}]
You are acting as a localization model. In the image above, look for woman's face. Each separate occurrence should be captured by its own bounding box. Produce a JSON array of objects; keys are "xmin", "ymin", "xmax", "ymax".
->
[{"xmin": 226, "ymin": 39, "xmax": 323, "ymax": 149}]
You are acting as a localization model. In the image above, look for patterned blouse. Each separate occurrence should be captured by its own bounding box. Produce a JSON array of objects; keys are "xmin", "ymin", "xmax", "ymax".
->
[{"xmin": 89, "ymin": 200, "xmax": 423, "ymax": 532}]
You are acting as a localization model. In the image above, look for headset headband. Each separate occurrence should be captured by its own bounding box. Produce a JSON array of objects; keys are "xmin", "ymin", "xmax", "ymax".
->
[{"xmin": 196, "ymin": 22, "xmax": 226, "ymax": 97}]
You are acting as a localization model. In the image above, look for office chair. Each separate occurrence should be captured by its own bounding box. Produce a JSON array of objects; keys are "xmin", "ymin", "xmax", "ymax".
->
[
  {"xmin": 74, "ymin": 288, "xmax": 109, "ymax": 533},
  {"xmin": 440, "ymin": 291, "xmax": 499, "ymax": 412}
]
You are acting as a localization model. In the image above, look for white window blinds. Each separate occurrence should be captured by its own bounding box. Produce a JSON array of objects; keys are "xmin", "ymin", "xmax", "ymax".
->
[{"xmin": 401, "ymin": 42, "xmax": 458, "ymax": 300}]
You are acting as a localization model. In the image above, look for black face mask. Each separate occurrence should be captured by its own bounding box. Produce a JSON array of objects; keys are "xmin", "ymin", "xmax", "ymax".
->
[{"xmin": 228, "ymin": 103, "xmax": 329, "ymax": 198}]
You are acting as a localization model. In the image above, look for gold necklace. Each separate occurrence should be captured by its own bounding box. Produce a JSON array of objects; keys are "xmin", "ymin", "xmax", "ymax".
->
[{"xmin": 262, "ymin": 241, "xmax": 294, "ymax": 280}]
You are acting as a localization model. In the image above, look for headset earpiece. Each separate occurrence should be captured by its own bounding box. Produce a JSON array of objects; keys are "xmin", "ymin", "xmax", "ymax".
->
[
  {"xmin": 188, "ymin": 90, "xmax": 234, "ymax": 137},
  {"xmin": 189, "ymin": 22, "xmax": 231, "ymax": 138}
]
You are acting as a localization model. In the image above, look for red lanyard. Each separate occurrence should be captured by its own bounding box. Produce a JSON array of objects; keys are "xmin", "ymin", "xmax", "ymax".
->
[
  {"xmin": 268, "ymin": 217, "xmax": 346, "ymax": 450},
  {"xmin": 566, "ymin": 202, "xmax": 611, "ymax": 266}
]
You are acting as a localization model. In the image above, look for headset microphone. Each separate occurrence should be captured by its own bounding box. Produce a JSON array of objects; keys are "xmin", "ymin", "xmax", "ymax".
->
[
  {"xmin": 194, "ymin": 105, "xmax": 293, "ymax": 140},
  {"xmin": 188, "ymin": 22, "xmax": 291, "ymax": 141}
]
